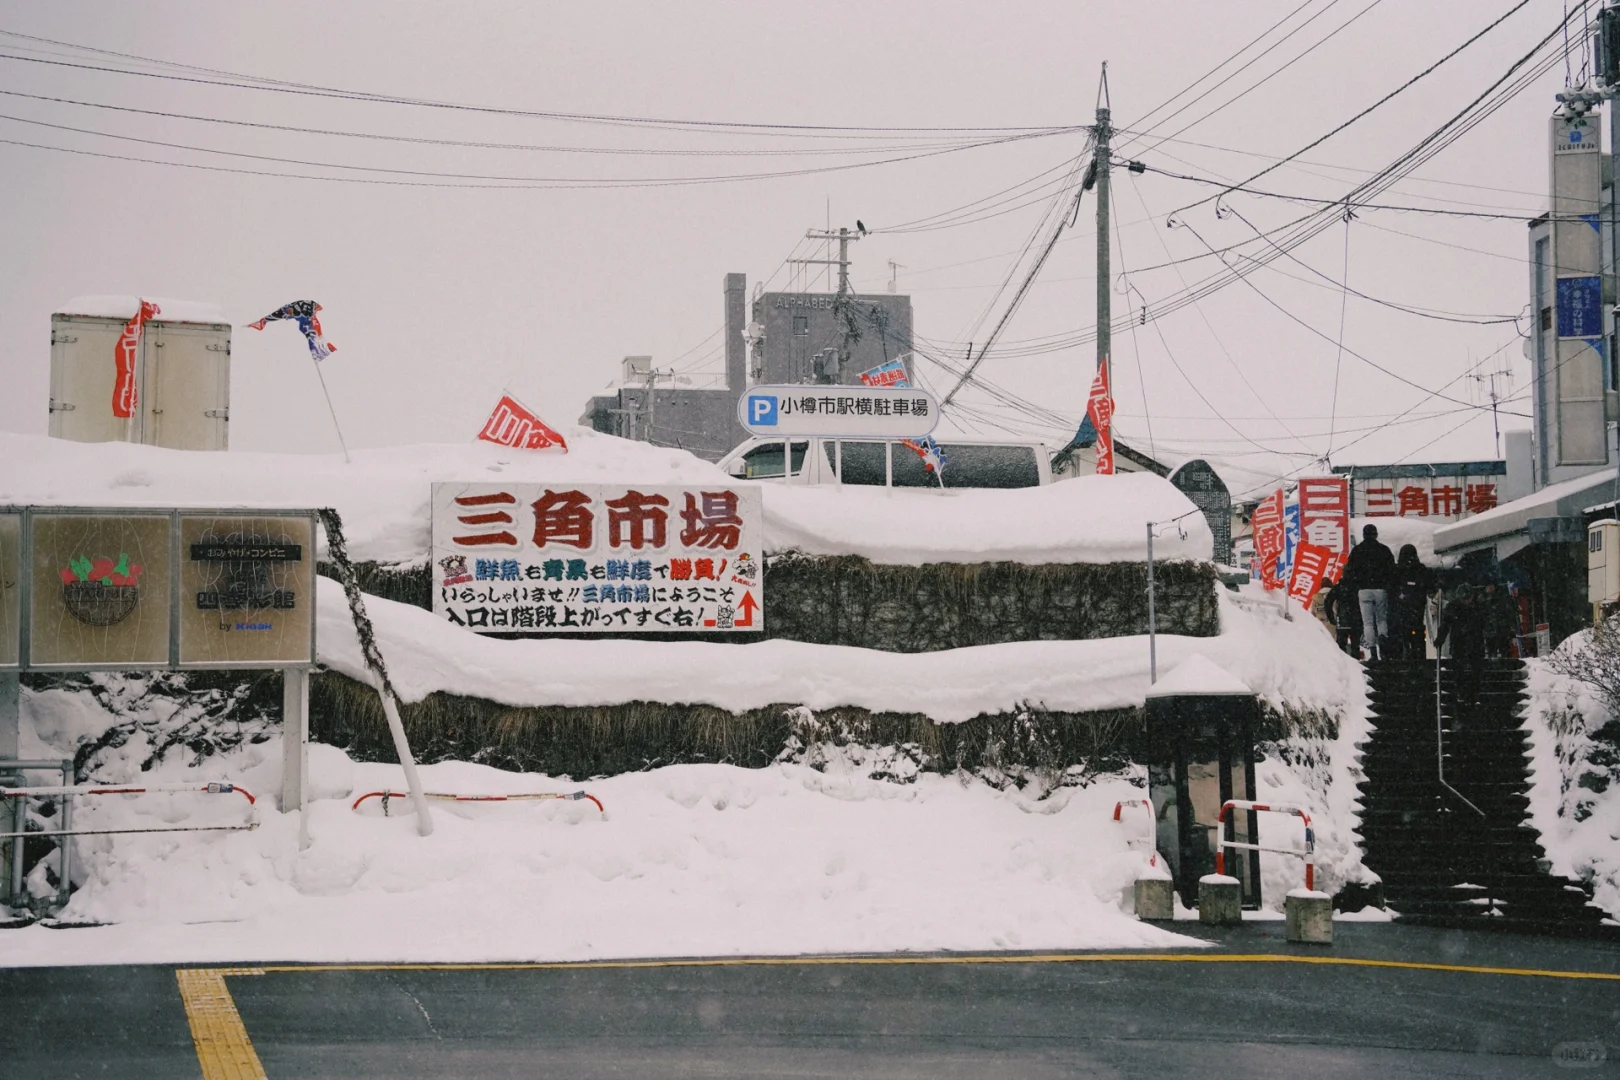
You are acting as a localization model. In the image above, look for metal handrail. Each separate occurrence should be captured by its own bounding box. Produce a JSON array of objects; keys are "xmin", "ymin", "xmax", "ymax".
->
[{"xmin": 1434, "ymin": 653, "xmax": 1486, "ymax": 818}]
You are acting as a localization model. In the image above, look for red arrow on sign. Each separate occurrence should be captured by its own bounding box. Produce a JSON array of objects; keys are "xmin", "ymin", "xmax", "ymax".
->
[{"xmin": 734, "ymin": 592, "xmax": 758, "ymax": 628}]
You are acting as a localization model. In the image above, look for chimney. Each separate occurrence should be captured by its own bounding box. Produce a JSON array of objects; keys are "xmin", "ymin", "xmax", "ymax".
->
[{"xmin": 724, "ymin": 273, "xmax": 746, "ymax": 392}]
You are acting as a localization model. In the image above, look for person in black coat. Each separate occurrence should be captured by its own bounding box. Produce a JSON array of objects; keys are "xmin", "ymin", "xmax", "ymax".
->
[
  {"xmin": 1342, "ymin": 523, "xmax": 1396, "ymax": 659},
  {"xmin": 1387, "ymin": 544, "xmax": 1434, "ymax": 660},
  {"xmin": 1323, "ymin": 579, "xmax": 1362, "ymax": 657},
  {"xmin": 1435, "ymin": 583, "xmax": 1487, "ymax": 660}
]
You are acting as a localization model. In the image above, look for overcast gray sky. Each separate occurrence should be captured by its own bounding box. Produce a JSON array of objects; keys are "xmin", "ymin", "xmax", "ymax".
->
[{"xmin": 0, "ymin": 0, "xmax": 1577, "ymax": 494}]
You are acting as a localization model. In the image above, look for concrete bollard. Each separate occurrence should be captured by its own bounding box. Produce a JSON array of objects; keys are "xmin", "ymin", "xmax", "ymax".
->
[
  {"xmin": 1133, "ymin": 876, "xmax": 1175, "ymax": 921},
  {"xmin": 1198, "ymin": 874, "xmax": 1242, "ymax": 926},
  {"xmin": 1285, "ymin": 889, "xmax": 1333, "ymax": 944}
]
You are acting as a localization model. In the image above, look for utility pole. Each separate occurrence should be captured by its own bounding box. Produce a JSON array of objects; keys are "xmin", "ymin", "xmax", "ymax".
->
[
  {"xmin": 1095, "ymin": 65, "xmax": 1112, "ymax": 391},
  {"xmin": 794, "ymin": 226, "xmax": 862, "ymax": 384},
  {"xmin": 799, "ymin": 227, "xmax": 858, "ymax": 294}
]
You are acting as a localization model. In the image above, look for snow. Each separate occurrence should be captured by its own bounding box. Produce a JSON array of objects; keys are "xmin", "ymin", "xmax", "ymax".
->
[
  {"xmin": 1521, "ymin": 642, "xmax": 1620, "ymax": 917},
  {"xmin": 1144, "ymin": 653, "xmax": 1252, "ymax": 698},
  {"xmin": 319, "ymin": 578, "xmax": 1357, "ymax": 723},
  {"xmin": 56, "ymin": 295, "xmax": 228, "ymax": 325},
  {"xmin": 0, "ymin": 432, "xmax": 1211, "ymax": 566},
  {"xmin": 1287, "ymin": 888, "xmax": 1329, "ymax": 900},
  {"xmin": 1199, "ymin": 874, "xmax": 1239, "ymax": 885},
  {"xmin": 4, "ymin": 688, "xmax": 1206, "ymax": 965}
]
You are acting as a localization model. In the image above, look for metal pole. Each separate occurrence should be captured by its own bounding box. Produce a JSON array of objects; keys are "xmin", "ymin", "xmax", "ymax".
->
[
  {"xmin": 312, "ymin": 360, "xmax": 352, "ymax": 464},
  {"xmin": 371, "ymin": 670, "xmax": 435, "ymax": 837},
  {"xmin": 1434, "ymin": 610, "xmax": 1485, "ymax": 818},
  {"xmin": 282, "ymin": 667, "xmax": 308, "ymax": 817},
  {"xmin": 56, "ymin": 761, "xmax": 71, "ymax": 910},
  {"xmin": 1095, "ymin": 74, "xmax": 1112, "ymax": 391},
  {"xmin": 1147, "ymin": 522, "xmax": 1157, "ymax": 683},
  {"xmin": 9, "ymin": 795, "xmax": 23, "ymax": 902}
]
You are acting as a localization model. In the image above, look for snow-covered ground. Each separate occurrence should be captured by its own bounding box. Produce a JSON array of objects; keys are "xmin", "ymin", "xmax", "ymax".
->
[
  {"xmin": 0, "ymin": 572, "xmax": 1374, "ymax": 967},
  {"xmin": 4, "ymin": 741, "xmax": 1203, "ymax": 966},
  {"xmin": 1522, "ymin": 642, "xmax": 1620, "ymax": 916},
  {"xmin": 2, "ymin": 432, "xmax": 1386, "ymax": 965}
]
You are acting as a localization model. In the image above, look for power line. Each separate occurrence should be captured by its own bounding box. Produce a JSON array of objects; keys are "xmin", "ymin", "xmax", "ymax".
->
[
  {"xmin": 0, "ymin": 87, "xmax": 1019, "ymax": 158},
  {"xmin": 0, "ymin": 110, "xmax": 1069, "ymax": 188},
  {"xmin": 0, "ymin": 43, "xmax": 1073, "ymax": 136},
  {"xmin": 1166, "ymin": 0, "xmax": 1534, "ymax": 217}
]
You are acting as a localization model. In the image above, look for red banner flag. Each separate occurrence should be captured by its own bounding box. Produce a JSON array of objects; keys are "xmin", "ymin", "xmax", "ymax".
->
[
  {"xmin": 1296, "ymin": 477, "xmax": 1350, "ymax": 584},
  {"xmin": 112, "ymin": 300, "xmax": 159, "ymax": 419},
  {"xmin": 1251, "ymin": 488, "xmax": 1286, "ymax": 590},
  {"xmin": 1086, "ymin": 360, "xmax": 1114, "ymax": 475},
  {"xmin": 1287, "ymin": 540, "xmax": 1335, "ymax": 610},
  {"xmin": 477, "ymin": 395, "xmax": 567, "ymax": 451}
]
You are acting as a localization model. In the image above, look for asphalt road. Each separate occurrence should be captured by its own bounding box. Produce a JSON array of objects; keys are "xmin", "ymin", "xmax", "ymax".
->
[{"xmin": 3, "ymin": 923, "xmax": 1619, "ymax": 1079}]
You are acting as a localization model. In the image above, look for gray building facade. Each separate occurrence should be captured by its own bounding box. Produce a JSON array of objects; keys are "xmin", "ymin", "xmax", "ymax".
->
[
  {"xmin": 752, "ymin": 291, "xmax": 914, "ymax": 386},
  {"xmin": 582, "ymin": 274, "xmax": 917, "ymax": 461}
]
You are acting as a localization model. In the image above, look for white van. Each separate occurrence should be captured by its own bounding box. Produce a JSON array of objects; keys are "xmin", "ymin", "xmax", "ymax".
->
[{"xmin": 717, "ymin": 435, "xmax": 1054, "ymax": 488}]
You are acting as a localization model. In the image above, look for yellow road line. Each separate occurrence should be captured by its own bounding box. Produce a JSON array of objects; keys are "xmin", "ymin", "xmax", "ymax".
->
[
  {"xmin": 175, "ymin": 968, "xmax": 268, "ymax": 1080},
  {"xmin": 250, "ymin": 952, "xmax": 1620, "ymax": 981}
]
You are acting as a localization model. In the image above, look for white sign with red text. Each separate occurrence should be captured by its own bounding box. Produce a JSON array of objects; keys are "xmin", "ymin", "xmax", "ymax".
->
[{"xmin": 431, "ymin": 483, "xmax": 764, "ymax": 634}]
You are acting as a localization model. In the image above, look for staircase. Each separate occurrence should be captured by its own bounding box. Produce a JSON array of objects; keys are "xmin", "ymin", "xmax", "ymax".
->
[{"xmin": 1356, "ymin": 659, "xmax": 1618, "ymax": 937}]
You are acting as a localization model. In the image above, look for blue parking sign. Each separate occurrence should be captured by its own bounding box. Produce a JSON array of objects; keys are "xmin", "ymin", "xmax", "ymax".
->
[{"xmin": 747, "ymin": 394, "xmax": 779, "ymax": 426}]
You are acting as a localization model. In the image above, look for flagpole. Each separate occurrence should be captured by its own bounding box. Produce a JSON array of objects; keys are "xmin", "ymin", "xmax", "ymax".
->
[{"xmin": 312, "ymin": 358, "xmax": 351, "ymax": 464}]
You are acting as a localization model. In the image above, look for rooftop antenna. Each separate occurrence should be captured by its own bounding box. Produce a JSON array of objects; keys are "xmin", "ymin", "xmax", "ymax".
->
[{"xmin": 888, "ymin": 260, "xmax": 905, "ymax": 293}]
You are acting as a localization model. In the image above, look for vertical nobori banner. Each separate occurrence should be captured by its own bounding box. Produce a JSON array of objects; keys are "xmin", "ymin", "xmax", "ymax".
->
[{"xmin": 430, "ymin": 483, "xmax": 765, "ymax": 633}]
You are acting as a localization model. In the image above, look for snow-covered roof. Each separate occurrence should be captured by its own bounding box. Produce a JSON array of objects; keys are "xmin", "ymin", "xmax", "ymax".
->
[
  {"xmin": 1432, "ymin": 467, "xmax": 1618, "ymax": 557},
  {"xmin": 1144, "ymin": 652, "xmax": 1253, "ymax": 698},
  {"xmin": 55, "ymin": 295, "xmax": 228, "ymax": 325}
]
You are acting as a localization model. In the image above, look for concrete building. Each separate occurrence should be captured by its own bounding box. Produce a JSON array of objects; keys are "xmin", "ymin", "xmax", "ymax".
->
[
  {"xmin": 581, "ymin": 274, "xmax": 915, "ymax": 461},
  {"xmin": 749, "ymin": 290, "xmax": 913, "ymax": 386},
  {"xmin": 1432, "ymin": 103, "xmax": 1620, "ymax": 648}
]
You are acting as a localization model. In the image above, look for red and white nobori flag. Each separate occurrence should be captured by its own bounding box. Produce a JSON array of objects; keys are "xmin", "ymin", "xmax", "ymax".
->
[
  {"xmin": 477, "ymin": 395, "xmax": 567, "ymax": 451},
  {"xmin": 1287, "ymin": 540, "xmax": 1335, "ymax": 611},
  {"xmin": 112, "ymin": 300, "xmax": 160, "ymax": 419},
  {"xmin": 1251, "ymin": 488, "xmax": 1287, "ymax": 590},
  {"xmin": 1086, "ymin": 359, "xmax": 1114, "ymax": 475}
]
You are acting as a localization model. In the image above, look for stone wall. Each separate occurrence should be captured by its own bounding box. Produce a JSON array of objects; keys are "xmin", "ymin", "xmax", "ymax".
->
[{"xmin": 320, "ymin": 554, "xmax": 1219, "ymax": 652}]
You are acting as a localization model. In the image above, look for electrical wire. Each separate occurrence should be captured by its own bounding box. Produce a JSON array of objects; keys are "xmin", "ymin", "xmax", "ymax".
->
[
  {"xmin": 0, "ymin": 110, "xmax": 1068, "ymax": 188},
  {"xmin": 1166, "ymin": 0, "xmax": 1534, "ymax": 217},
  {"xmin": 0, "ymin": 42, "xmax": 1072, "ymax": 136}
]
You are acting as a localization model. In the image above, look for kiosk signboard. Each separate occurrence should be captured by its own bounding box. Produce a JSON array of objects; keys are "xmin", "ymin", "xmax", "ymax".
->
[{"xmin": 2, "ymin": 507, "xmax": 316, "ymax": 670}]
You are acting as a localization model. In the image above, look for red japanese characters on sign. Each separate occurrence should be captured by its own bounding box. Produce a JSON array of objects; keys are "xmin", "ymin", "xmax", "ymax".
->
[
  {"xmin": 1296, "ymin": 477, "xmax": 1349, "ymax": 585},
  {"xmin": 1251, "ymin": 489, "xmax": 1286, "ymax": 590},
  {"xmin": 1357, "ymin": 477, "xmax": 1498, "ymax": 521},
  {"xmin": 432, "ymin": 483, "xmax": 765, "ymax": 635}
]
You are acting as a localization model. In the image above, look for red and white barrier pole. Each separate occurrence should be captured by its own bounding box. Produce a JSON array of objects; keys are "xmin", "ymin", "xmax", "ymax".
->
[
  {"xmin": 1214, "ymin": 799, "xmax": 1316, "ymax": 891},
  {"xmin": 1, "ymin": 781, "xmax": 256, "ymax": 806},
  {"xmin": 1112, "ymin": 797, "xmax": 1159, "ymax": 868},
  {"xmin": 352, "ymin": 789, "xmax": 605, "ymax": 815}
]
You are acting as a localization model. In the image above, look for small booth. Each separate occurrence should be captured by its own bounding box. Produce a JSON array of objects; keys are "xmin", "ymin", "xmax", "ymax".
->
[{"xmin": 1145, "ymin": 654, "xmax": 1262, "ymax": 909}]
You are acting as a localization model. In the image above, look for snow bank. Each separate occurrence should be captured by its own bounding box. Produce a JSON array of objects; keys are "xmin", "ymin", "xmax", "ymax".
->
[
  {"xmin": 317, "ymin": 577, "xmax": 1356, "ymax": 722},
  {"xmin": 6, "ymin": 697, "xmax": 1202, "ymax": 965},
  {"xmin": 56, "ymin": 295, "xmax": 228, "ymax": 324},
  {"xmin": 0, "ymin": 432, "xmax": 1210, "ymax": 566},
  {"xmin": 1522, "ymin": 646, "xmax": 1620, "ymax": 917}
]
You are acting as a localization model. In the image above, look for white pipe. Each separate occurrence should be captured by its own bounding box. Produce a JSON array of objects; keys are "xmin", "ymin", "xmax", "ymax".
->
[{"xmin": 372, "ymin": 670, "xmax": 434, "ymax": 837}]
